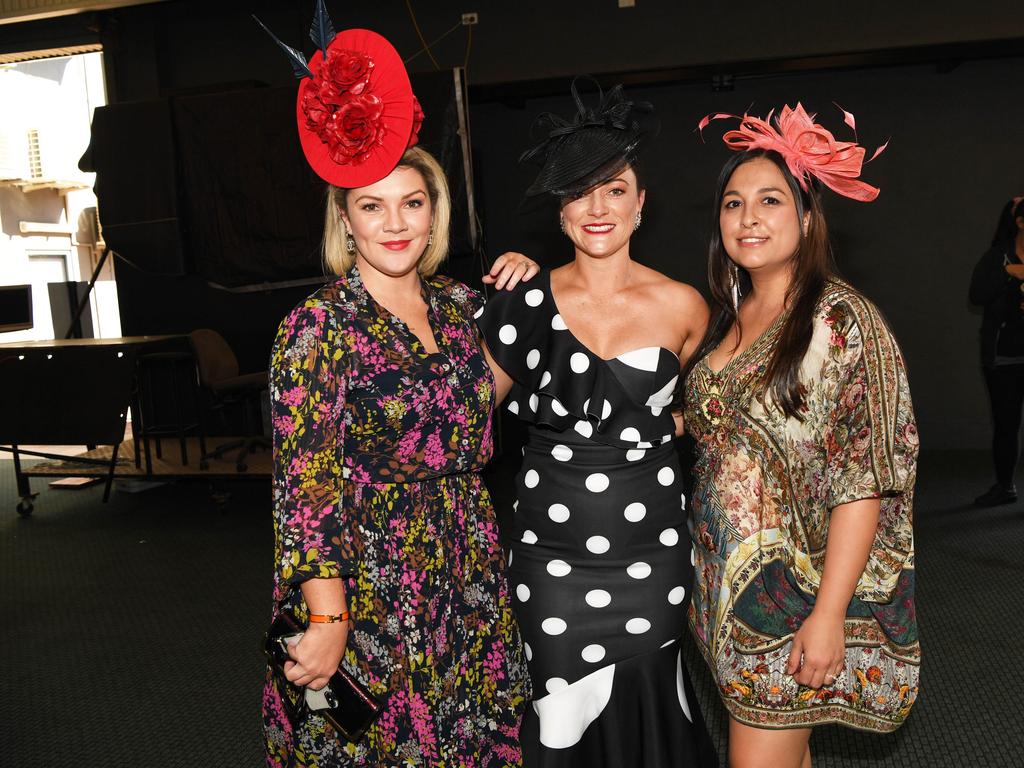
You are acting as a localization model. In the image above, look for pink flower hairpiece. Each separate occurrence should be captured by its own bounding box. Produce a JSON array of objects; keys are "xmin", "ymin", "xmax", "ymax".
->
[{"xmin": 698, "ymin": 103, "xmax": 888, "ymax": 202}]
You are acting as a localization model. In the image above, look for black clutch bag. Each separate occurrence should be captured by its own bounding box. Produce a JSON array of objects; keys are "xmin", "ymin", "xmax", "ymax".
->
[{"xmin": 264, "ymin": 610, "xmax": 383, "ymax": 743}]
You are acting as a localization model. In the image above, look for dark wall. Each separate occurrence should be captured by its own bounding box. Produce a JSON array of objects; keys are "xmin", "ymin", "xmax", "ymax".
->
[
  {"xmin": 473, "ymin": 57, "xmax": 1024, "ymax": 450},
  {"xmin": 2, "ymin": 0, "xmax": 1022, "ymax": 448}
]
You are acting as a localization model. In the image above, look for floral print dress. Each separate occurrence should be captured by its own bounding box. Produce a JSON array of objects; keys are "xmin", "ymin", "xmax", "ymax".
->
[
  {"xmin": 684, "ymin": 281, "xmax": 920, "ymax": 732},
  {"xmin": 262, "ymin": 266, "xmax": 531, "ymax": 767}
]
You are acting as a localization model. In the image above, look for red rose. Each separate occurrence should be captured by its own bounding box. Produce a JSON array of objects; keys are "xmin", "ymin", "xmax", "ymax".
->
[
  {"xmin": 301, "ymin": 84, "xmax": 331, "ymax": 132},
  {"xmin": 321, "ymin": 93, "xmax": 386, "ymax": 165},
  {"xmin": 319, "ymin": 48, "xmax": 373, "ymax": 105},
  {"xmin": 407, "ymin": 96, "xmax": 425, "ymax": 148}
]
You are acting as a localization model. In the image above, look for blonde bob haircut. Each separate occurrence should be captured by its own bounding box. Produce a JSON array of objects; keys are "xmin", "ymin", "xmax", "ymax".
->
[{"xmin": 322, "ymin": 146, "xmax": 451, "ymax": 277}]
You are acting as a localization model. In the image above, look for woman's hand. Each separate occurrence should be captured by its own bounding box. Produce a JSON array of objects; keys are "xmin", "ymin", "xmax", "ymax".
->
[
  {"xmin": 1005, "ymin": 263, "xmax": 1024, "ymax": 280},
  {"xmin": 482, "ymin": 252, "xmax": 540, "ymax": 290},
  {"xmin": 284, "ymin": 621, "xmax": 350, "ymax": 691},
  {"xmin": 786, "ymin": 609, "xmax": 846, "ymax": 689}
]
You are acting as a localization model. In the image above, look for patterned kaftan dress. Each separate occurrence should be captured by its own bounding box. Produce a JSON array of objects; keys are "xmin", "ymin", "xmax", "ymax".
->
[
  {"xmin": 684, "ymin": 281, "xmax": 920, "ymax": 732},
  {"xmin": 262, "ymin": 267, "xmax": 531, "ymax": 767}
]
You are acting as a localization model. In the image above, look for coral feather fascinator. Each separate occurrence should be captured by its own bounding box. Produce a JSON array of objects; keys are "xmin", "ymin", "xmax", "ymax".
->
[{"xmin": 699, "ymin": 103, "xmax": 887, "ymax": 202}]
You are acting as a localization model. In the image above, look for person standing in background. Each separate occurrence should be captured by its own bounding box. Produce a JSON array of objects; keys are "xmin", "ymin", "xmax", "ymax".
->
[{"xmin": 970, "ymin": 196, "xmax": 1024, "ymax": 506}]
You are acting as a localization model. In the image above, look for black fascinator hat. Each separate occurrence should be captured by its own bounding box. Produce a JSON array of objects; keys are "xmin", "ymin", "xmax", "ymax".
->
[{"xmin": 520, "ymin": 77, "xmax": 656, "ymax": 198}]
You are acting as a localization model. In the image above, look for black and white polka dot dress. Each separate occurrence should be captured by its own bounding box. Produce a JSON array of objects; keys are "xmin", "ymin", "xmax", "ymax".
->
[{"xmin": 477, "ymin": 272, "xmax": 717, "ymax": 767}]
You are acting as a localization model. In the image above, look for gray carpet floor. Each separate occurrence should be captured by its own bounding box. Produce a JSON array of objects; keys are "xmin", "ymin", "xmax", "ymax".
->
[{"xmin": 1, "ymin": 449, "xmax": 1021, "ymax": 767}]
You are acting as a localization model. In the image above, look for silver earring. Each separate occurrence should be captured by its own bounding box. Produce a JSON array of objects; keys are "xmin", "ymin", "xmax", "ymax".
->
[
  {"xmin": 730, "ymin": 262, "xmax": 740, "ymax": 313},
  {"xmin": 345, "ymin": 233, "xmax": 355, "ymax": 254},
  {"xmin": 427, "ymin": 229, "xmax": 434, "ymax": 246},
  {"xmin": 559, "ymin": 216, "xmax": 566, "ymax": 235},
  {"xmin": 634, "ymin": 211, "xmax": 642, "ymax": 231}
]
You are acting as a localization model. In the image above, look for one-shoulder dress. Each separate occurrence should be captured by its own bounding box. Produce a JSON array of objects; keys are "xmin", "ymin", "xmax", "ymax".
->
[{"xmin": 477, "ymin": 271, "xmax": 717, "ymax": 767}]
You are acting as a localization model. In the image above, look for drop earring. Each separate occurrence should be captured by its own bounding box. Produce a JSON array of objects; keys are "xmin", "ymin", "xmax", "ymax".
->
[
  {"xmin": 559, "ymin": 216, "xmax": 566, "ymax": 235},
  {"xmin": 730, "ymin": 262, "xmax": 741, "ymax": 313},
  {"xmin": 634, "ymin": 211, "xmax": 642, "ymax": 231},
  {"xmin": 345, "ymin": 233, "xmax": 356, "ymax": 254},
  {"xmin": 427, "ymin": 229, "xmax": 434, "ymax": 246}
]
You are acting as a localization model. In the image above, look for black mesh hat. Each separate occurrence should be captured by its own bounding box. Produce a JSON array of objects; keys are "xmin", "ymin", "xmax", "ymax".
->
[{"xmin": 520, "ymin": 78, "xmax": 656, "ymax": 198}]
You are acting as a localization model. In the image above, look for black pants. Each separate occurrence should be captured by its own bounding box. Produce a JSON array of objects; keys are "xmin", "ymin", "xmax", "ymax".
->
[{"xmin": 983, "ymin": 364, "xmax": 1024, "ymax": 487}]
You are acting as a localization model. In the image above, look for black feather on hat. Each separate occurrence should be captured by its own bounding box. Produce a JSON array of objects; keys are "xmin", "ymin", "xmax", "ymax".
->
[{"xmin": 520, "ymin": 77, "xmax": 656, "ymax": 198}]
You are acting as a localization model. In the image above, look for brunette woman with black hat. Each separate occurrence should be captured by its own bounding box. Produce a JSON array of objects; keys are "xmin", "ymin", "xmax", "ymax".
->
[
  {"xmin": 476, "ymin": 81, "xmax": 717, "ymax": 767},
  {"xmin": 970, "ymin": 196, "xmax": 1024, "ymax": 506}
]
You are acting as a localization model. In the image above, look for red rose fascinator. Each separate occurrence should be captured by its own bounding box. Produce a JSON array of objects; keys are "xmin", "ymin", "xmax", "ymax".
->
[
  {"xmin": 255, "ymin": 1, "xmax": 423, "ymax": 188},
  {"xmin": 699, "ymin": 103, "xmax": 887, "ymax": 202}
]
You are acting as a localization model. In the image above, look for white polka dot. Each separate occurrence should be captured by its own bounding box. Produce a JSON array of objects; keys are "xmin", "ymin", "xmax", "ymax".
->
[
  {"xmin": 661, "ymin": 638, "xmax": 676, "ymax": 649},
  {"xmin": 680, "ymin": 492, "xmax": 687, "ymax": 511},
  {"xmin": 551, "ymin": 444, "xmax": 573, "ymax": 462},
  {"xmin": 627, "ymin": 562, "xmax": 651, "ymax": 579},
  {"xmin": 526, "ymin": 349, "xmax": 540, "ymax": 369},
  {"xmin": 517, "ymin": 584, "xmax": 531, "ymax": 601},
  {"xmin": 551, "ymin": 398, "xmax": 568, "ymax": 416},
  {"xmin": 581, "ymin": 644, "xmax": 606, "ymax": 663},
  {"xmin": 498, "ymin": 324, "xmax": 517, "ymax": 344},
  {"xmin": 525, "ymin": 289, "xmax": 544, "ymax": 307},
  {"xmin": 547, "ymin": 559, "xmax": 571, "ymax": 577},
  {"xmin": 548, "ymin": 503, "xmax": 570, "ymax": 523},
  {"xmin": 507, "ymin": 400, "xmax": 520, "ymax": 415},
  {"xmin": 650, "ymin": 405, "xmax": 663, "ymax": 417},
  {"xmin": 585, "ymin": 473, "xmax": 610, "ymax": 492},
  {"xmin": 529, "ymin": 393, "xmax": 539, "ymax": 412},
  {"xmin": 521, "ymin": 529, "xmax": 538, "ymax": 544},
  {"xmin": 586, "ymin": 536, "xmax": 610, "ymax": 554},
  {"xmin": 551, "ymin": 314, "xmax": 568, "ymax": 331},
  {"xmin": 583, "ymin": 398, "xmax": 590, "ymax": 412},
  {"xmin": 473, "ymin": 305, "xmax": 484, "ymax": 319},
  {"xmin": 545, "ymin": 677, "xmax": 569, "ymax": 694},
  {"xmin": 626, "ymin": 449, "xmax": 646, "ymax": 461},
  {"xmin": 626, "ymin": 618, "xmax": 651, "ymax": 634},
  {"xmin": 542, "ymin": 617, "xmax": 567, "ymax": 635},
  {"xmin": 585, "ymin": 589, "xmax": 612, "ymax": 608},
  {"xmin": 507, "ymin": 550, "xmax": 513, "ymax": 566},
  {"xmin": 524, "ymin": 469, "xmax": 539, "ymax": 488},
  {"xmin": 668, "ymin": 586, "xmax": 687, "ymax": 605},
  {"xmin": 524, "ymin": 642, "xmax": 533, "ymax": 660},
  {"xmin": 570, "ymin": 352, "xmax": 590, "ymax": 373},
  {"xmin": 623, "ymin": 502, "xmax": 647, "ymax": 522},
  {"xmin": 540, "ymin": 370, "xmax": 552, "ymax": 388},
  {"xmin": 690, "ymin": 546, "xmax": 696, "ymax": 566},
  {"xmin": 657, "ymin": 467, "xmax": 675, "ymax": 486},
  {"xmin": 601, "ymin": 400, "xmax": 612, "ymax": 420},
  {"xmin": 638, "ymin": 441, "xmax": 654, "ymax": 449},
  {"xmin": 619, "ymin": 426, "xmax": 641, "ymax": 442},
  {"xmin": 659, "ymin": 528, "xmax": 680, "ymax": 546},
  {"xmin": 574, "ymin": 420, "xmax": 593, "ymax": 438},
  {"xmin": 617, "ymin": 347, "xmax": 660, "ymax": 371},
  {"xmin": 661, "ymin": 433, "xmax": 673, "ymax": 444}
]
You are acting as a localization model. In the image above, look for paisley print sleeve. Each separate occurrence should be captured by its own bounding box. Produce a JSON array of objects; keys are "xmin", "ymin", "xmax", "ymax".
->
[
  {"xmin": 821, "ymin": 294, "xmax": 918, "ymax": 602},
  {"xmin": 269, "ymin": 298, "xmax": 351, "ymax": 600},
  {"xmin": 823, "ymin": 294, "xmax": 918, "ymax": 509}
]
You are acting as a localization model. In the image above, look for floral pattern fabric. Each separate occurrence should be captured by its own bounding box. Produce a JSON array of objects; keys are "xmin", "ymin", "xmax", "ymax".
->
[
  {"xmin": 262, "ymin": 266, "xmax": 530, "ymax": 767},
  {"xmin": 684, "ymin": 281, "xmax": 920, "ymax": 732}
]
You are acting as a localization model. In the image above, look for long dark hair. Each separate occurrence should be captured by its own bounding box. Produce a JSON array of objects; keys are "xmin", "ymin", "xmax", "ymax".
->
[
  {"xmin": 991, "ymin": 198, "xmax": 1024, "ymax": 250},
  {"xmin": 680, "ymin": 149, "xmax": 835, "ymax": 418}
]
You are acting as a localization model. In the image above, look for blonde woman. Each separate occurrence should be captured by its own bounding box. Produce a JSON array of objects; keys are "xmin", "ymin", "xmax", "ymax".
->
[{"xmin": 258, "ymin": 9, "xmax": 537, "ymax": 766}]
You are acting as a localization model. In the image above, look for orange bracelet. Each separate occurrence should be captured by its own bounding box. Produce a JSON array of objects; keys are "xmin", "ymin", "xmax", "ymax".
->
[{"xmin": 308, "ymin": 610, "xmax": 351, "ymax": 624}]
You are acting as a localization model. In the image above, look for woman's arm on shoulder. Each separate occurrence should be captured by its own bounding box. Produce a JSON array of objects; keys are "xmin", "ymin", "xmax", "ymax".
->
[{"xmin": 481, "ymin": 251, "xmax": 541, "ymax": 290}]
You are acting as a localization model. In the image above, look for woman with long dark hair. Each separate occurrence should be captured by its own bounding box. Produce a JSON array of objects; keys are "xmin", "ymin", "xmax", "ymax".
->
[
  {"xmin": 683, "ymin": 106, "xmax": 920, "ymax": 768},
  {"xmin": 970, "ymin": 196, "xmax": 1024, "ymax": 506}
]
